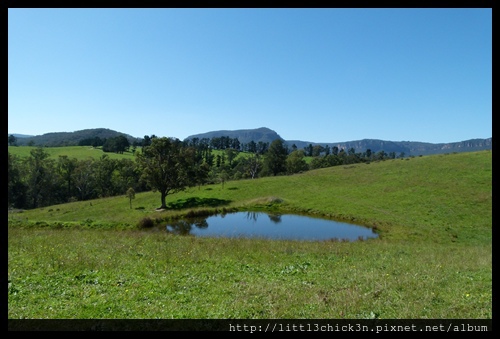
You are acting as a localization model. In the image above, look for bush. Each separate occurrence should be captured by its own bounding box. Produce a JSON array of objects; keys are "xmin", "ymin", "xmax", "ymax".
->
[{"xmin": 138, "ymin": 217, "xmax": 154, "ymax": 229}]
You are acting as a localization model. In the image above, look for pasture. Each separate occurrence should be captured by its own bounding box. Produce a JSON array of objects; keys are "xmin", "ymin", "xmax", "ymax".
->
[{"xmin": 8, "ymin": 150, "xmax": 492, "ymax": 321}]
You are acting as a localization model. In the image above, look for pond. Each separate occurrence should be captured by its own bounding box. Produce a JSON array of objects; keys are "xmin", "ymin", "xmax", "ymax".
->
[{"xmin": 165, "ymin": 211, "xmax": 379, "ymax": 241}]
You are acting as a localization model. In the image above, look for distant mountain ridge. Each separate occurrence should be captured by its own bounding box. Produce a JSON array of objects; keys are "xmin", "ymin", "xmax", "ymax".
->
[
  {"xmin": 8, "ymin": 127, "xmax": 491, "ymax": 156},
  {"xmin": 185, "ymin": 127, "xmax": 284, "ymax": 145},
  {"xmin": 185, "ymin": 127, "xmax": 492, "ymax": 156},
  {"xmin": 8, "ymin": 128, "xmax": 141, "ymax": 147}
]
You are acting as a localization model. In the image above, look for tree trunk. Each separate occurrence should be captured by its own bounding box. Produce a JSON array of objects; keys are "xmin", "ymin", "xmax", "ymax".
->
[{"xmin": 159, "ymin": 191, "xmax": 168, "ymax": 209}]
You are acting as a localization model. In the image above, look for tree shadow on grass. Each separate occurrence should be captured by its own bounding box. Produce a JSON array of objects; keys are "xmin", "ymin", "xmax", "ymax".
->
[{"xmin": 167, "ymin": 197, "xmax": 232, "ymax": 210}]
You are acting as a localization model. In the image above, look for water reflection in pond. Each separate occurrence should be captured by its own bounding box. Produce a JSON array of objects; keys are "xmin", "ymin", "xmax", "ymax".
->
[{"xmin": 165, "ymin": 211, "xmax": 378, "ymax": 241}]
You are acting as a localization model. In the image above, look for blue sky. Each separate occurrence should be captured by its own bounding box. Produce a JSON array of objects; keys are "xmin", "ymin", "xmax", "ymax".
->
[{"xmin": 8, "ymin": 8, "xmax": 491, "ymax": 144}]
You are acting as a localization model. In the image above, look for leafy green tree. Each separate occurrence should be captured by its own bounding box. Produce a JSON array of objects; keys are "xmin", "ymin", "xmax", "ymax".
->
[
  {"xmin": 225, "ymin": 148, "xmax": 238, "ymax": 167},
  {"xmin": 247, "ymin": 140, "xmax": 257, "ymax": 153},
  {"xmin": 25, "ymin": 147, "xmax": 57, "ymax": 208},
  {"xmin": 142, "ymin": 135, "xmax": 152, "ymax": 147},
  {"xmin": 219, "ymin": 169, "xmax": 229, "ymax": 189},
  {"xmin": 257, "ymin": 141, "xmax": 269, "ymax": 154},
  {"xmin": 94, "ymin": 155, "xmax": 117, "ymax": 197},
  {"xmin": 366, "ymin": 149, "xmax": 372, "ymax": 160},
  {"xmin": 376, "ymin": 150, "xmax": 387, "ymax": 160},
  {"xmin": 331, "ymin": 146, "xmax": 339, "ymax": 156},
  {"xmin": 286, "ymin": 150, "xmax": 308, "ymax": 174},
  {"xmin": 324, "ymin": 145, "xmax": 330, "ymax": 156},
  {"xmin": 312, "ymin": 145, "xmax": 323, "ymax": 157},
  {"xmin": 8, "ymin": 152, "xmax": 27, "ymax": 208},
  {"xmin": 309, "ymin": 156, "xmax": 326, "ymax": 170},
  {"xmin": 136, "ymin": 137, "xmax": 196, "ymax": 210},
  {"xmin": 262, "ymin": 139, "xmax": 288, "ymax": 176},
  {"xmin": 102, "ymin": 135, "xmax": 129, "ymax": 153},
  {"xmin": 74, "ymin": 159, "xmax": 97, "ymax": 201},
  {"xmin": 57, "ymin": 155, "xmax": 78, "ymax": 200},
  {"xmin": 234, "ymin": 153, "xmax": 262, "ymax": 179},
  {"xmin": 306, "ymin": 144, "xmax": 313, "ymax": 157},
  {"xmin": 8, "ymin": 135, "xmax": 17, "ymax": 146},
  {"xmin": 114, "ymin": 158, "xmax": 141, "ymax": 194}
]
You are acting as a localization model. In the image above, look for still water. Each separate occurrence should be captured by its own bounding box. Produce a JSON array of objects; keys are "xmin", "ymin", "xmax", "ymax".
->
[{"xmin": 165, "ymin": 211, "xmax": 379, "ymax": 241}]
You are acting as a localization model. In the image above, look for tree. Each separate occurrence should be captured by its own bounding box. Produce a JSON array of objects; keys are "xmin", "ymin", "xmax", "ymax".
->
[
  {"xmin": 312, "ymin": 145, "xmax": 323, "ymax": 157},
  {"xmin": 366, "ymin": 149, "xmax": 372, "ymax": 160},
  {"xmin": 136, "ymin": 137, "xmax": 196, "ymax": 210},
  {"xmin": 94, "ymin": 155, "xmax": 117, "ymax": 197},
  {"xmin": 324, "ymin": 145, "xmax": 330, "ymax": 156},
  {"xmin": 286, "ymin": 150, "xmax": 309, "ymax": 174},
  {"xmin": 306, "ymin": 144, "xmax": 313, "ymax": 157},
  {"xmin": 126, "ymin": 187, "xmax": 135, "ymax": 209},
  {"xmin": 8, "ymin": 152, "xmax": 27, "ymax": 208},
  {"xmin": 262, "ymin": 139, "xmax": 288, "ymax": 176},
  {"xmin": 332, "ymin": 146, "xmax": 339, "ymax": 156},
  {"xmin": 225, "ymin": 148, "xmax": 238, "ymax": 167},
  {"xmin": 235, "ymin": 153, "xmax": 262, "ymax": 179},
  {"xmin": 142, "ymin": 135, "xmax": 152, "ymax": 147},
  {"xmin": 57, "ymin": 155, "xmax": 78, "ymax": 200},
  {"xmin": 247, "ymin": 140, "xmax": 257, "ymax": 153},
  {"xmin": 25, "ymin": 147, "xmax": 56, "ymax": 208},
  {"xmin": 219, "ymin": 169, "xmax": 229, "ymax": 189},
  {"xmin": 74, "ymin": 159, "xmax": 98, "ymax": 201},
  {"xmin": 8, "ymin": 135, "xmax": 17, "ymax": 146},
  {"xmin": 102, "ymin": 135, "xmax": 129, "ymax": 153}
]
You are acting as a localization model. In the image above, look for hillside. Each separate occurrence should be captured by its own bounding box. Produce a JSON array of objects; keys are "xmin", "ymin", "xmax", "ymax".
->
[
  {"xmin": 288, "ymin": 137, "xmax": 493, "ymax": 156},
  {"xmin": 186, "ymin": 128, "xmax": 492, "ymax": 156},
  {"xmin": 185, "ymin": 127, "xmax": 284, "ymax": 145},
  {"xmin": 9, "ymin": 128, "xmax": 141, "ymax": 147},
  {"xmin": 9, "ymin": 150, "xmax": 492, "ymax": 245},
  {"xmin": 8, "ymin": 127, "xmax": 491, "ymax": 156}
]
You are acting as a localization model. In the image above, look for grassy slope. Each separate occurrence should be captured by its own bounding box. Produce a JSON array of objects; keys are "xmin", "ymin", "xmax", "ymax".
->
[
  {"xmin": 10, "ymin": 151, "xmax": 492, "ymax": 245},
  {"xmin": 8, "ymin": 150, "xmax": 492, "ymax": 320},
  {"xmin": 8, "ymin": 145, "xmax": 137, "ymax": 161}
]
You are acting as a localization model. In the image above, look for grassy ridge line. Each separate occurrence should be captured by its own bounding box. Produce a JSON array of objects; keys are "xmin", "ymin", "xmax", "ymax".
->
[{"xmin": 9, "ymin": 151, "xmax": 492, "ymax": 245}]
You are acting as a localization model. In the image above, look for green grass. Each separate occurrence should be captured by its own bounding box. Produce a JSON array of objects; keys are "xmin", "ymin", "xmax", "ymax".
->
[
  {"xmin": 8, "ymin": 150, "xmax": 492, "ymax": 319},
  {"xmin": 8, "ymin": 145, "xmax": 138, "ymax": 161}
]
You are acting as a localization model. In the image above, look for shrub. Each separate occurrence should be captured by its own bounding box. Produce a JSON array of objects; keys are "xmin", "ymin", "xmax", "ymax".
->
[{"xmin": 138, "ymin": 217, "xmax": 154, "ymax": 229}]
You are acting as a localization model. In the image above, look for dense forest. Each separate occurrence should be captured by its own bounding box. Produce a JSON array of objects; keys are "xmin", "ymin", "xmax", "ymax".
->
[{"xmin": 8, "ymin": 134, "xmax": 405, "ymax": 210}]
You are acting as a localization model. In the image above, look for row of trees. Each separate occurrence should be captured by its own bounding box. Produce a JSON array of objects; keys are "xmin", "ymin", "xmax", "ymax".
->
[
  {"xmin": 8, "ymin": 135, "xmax": 403, "ymax": 210},
  {"xmin": 8, "ymin": 150, "xmax": 147, "ymax": 210}
]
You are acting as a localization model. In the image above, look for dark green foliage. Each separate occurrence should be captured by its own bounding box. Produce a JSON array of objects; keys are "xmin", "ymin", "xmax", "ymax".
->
[
  {"xmin": 135, "ymin": 137, "xmax": 200, "ymax": 209},
  {"xmin": 262, "ymin": 139, "xmax": 288, "ymax": 176},
  {"xmin": 137, "ymin": 217, "xmax": 154, "ymax": 229}
]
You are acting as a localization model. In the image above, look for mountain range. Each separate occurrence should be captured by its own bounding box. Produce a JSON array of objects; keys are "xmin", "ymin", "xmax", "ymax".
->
[
  {"xmin": 185, "ymin": 127, "xmax": 492, "ymax": 156},
  {"xmin": 9, "ymin": 127, "xmax": 492, "ymax": 156}
]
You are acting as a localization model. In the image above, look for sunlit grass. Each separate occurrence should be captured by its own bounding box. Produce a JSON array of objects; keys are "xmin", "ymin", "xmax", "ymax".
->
[{"xmin": 8, "ymin": 150, "xmax": 492, "ymax": 319}]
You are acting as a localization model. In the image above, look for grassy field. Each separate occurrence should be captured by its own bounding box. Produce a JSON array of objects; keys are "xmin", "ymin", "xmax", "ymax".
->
[
  {"xmin": 8, "ymin": 150, "xmax": 492, "ymax": 321},
  {"xmin": 8, "ymin": 145, "xmax": 137, "ymax": 161}
]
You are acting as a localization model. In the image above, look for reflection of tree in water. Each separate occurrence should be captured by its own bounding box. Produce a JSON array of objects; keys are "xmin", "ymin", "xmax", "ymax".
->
[
  {"xmin": 244, "ymin": 211, "xmax": 281, "ymax": 223},
  {"xmin": 245, "ymin": 211, "xmax": 259, "ymax": 222},
  {"xmin": 193, "ymin": 219, "xmax": 208, "ymax": 229},
  {"xmin": 166, "ymin": 217, "xmax": 208, "ymax": 235},
  {"xmin": 268, "ymin": 214, "xmax": 282, "ymax": 224},
  {"xmin": 166, "ymin": 220, "xmax": 192, "ymax": 235}
]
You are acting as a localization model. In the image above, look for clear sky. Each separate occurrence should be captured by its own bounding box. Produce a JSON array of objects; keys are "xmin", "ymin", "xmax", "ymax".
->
[{"xmin": 8, "ymin": 8, "xmax": 492, "ymax": 144}]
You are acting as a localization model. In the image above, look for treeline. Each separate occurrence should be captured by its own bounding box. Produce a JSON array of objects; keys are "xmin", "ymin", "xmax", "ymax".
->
[{"xmin": 8, "ymin": 135, "xmax": 405, "ymax": 210}]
